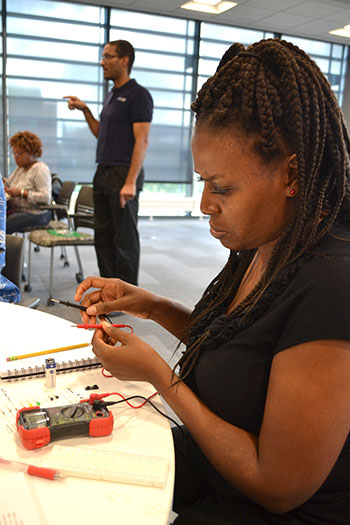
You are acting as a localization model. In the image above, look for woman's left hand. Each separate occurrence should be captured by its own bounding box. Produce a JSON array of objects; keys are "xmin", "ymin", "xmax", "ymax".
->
[{"xmin": 91, "ymin": 322, "xmax": 171, "ymax": 384}]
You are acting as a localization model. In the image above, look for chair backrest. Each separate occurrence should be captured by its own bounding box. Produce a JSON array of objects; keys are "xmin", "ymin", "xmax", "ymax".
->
[
  {"xmin": 51, "ymin": 173, "xmax": 63, "ymax": 203},
  {"xmin": 54, "ymin": 181, "xmax": 76, "ymax": 220},
  {"xmin": 56, "ymin": 181, "xmax": 76, "ymax": 206},
  {"xmin": 3, "ymin": 234, "xmax": 24, "ymax": 288},
  {"xmin": 74, "ymin": 185, "xmax": 94, "ymax": 230}
]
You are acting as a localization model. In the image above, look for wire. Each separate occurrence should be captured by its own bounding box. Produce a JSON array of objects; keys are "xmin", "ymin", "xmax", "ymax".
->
[
  {"xmin": 90, "ymin": 391, "xmax": 158, "ymax": 409},
  {"xmin": 81, "ymin": 392, "xmax": 183, "ymax": 434},
  {"xmin": 102, "ymin": 395, "xmax": 183, "ymax": 434}
]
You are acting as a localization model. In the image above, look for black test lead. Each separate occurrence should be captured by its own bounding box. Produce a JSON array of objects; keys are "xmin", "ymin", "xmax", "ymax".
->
[
  {"xmin": 51, "ymin": 298, "xmax": 113, "ymax": 324},
  {"xmin": 51, "ymin": 298, "xmax": 87, "ymax": 311}
]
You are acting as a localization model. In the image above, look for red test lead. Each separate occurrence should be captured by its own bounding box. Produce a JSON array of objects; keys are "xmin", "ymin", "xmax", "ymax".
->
[{"xmin": 73, "ymin": 323, "xmax": 133, "ymax": 330}]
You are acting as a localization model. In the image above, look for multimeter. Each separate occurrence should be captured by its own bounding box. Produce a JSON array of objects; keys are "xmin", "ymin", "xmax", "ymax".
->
[{"xmin": 16, "ymin": 402, "xmax": 114, "ymax": 450}]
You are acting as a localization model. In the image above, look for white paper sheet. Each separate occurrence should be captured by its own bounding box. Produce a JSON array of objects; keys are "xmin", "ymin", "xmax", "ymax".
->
[{"xmin": 0, "ymin": 472, "xmax": 48, "ymax": 525}]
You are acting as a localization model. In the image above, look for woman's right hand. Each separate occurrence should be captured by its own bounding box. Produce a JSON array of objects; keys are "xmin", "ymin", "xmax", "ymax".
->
[
  {"xmin": 75, "ymin": 276, "xmax": 158, "ymax": 323},
  {"xmin": 5, "ymin": 187, "xmax": 21, "ymax": 197}
]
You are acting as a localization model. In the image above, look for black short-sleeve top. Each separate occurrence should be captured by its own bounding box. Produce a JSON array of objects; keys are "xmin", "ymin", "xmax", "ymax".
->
[{"xmin": 185, "ymin": 223, "xmax": 350, "ymax": 521}]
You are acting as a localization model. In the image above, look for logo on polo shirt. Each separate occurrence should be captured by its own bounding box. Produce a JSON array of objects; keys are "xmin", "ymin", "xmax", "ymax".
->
[{"xmin": 117, "ymin": 97, "xmax": 127, "ymax": 102}]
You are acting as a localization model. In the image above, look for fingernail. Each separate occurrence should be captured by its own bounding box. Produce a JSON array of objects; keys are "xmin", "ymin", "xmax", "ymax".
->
[{"xmin": 87, "ymin": 306, "xmax": 97, "ymax": 314}]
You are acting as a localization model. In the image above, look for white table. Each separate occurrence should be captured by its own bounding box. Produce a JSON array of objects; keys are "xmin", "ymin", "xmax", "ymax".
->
[{"xmin": 0, "ymin": 302, "xmax": 175, "ymax": 525}]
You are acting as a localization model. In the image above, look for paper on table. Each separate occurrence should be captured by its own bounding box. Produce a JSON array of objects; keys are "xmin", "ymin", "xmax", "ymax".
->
[
  {"xmin": 0, "ymin": 304, "xmax": 98, "ymax": 379},
  {"xmin": 0, "ymin": 472, "xmax": 48, "ymax": 524}
]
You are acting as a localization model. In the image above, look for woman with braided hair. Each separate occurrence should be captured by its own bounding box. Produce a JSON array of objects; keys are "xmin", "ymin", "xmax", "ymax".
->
[{"xmin": 75, "ymin": 38, "xmax": 350, "ymax": 523}]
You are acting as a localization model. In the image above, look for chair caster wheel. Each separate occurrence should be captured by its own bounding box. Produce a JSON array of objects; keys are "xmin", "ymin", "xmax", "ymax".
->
[
  {"xmin": 34, "ymin": 246, "xmax": 40, "ymax": 252},
  {"xmin": 47, "ymin": 298, "xmax": 54, "ymax": 306},
  {"xmin": 21, "ymin": 273, "xmax": 26, "ymax": 282},
  {"xmin": 60, "ymin": 254, "xmax": 65, "ymax": 260},
  {"xmin": 76, "ymin": 272, "xmax": 84, "ymax": 283},
  {"xmin": 24, "ymin": 284, "xmax": 32, "ymax": 292},
  {"xmin": 64, "ymin": 261, "xmax": 70, "ymax": 267}
]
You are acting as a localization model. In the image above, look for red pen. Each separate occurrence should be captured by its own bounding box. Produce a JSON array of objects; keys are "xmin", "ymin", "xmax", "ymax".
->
[
  {"xmin": 0, "ymin": 457, "xmax": 65, "ymax": 480},
  {"xmin": 73, "ymin": 323, "xmax": 133, "ymax": 330}
]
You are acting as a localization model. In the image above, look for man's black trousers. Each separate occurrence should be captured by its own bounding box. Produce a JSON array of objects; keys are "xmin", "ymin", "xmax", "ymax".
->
[{"xmin": 93, "ymin": 164, "xmax": 144, "ymax": 285}]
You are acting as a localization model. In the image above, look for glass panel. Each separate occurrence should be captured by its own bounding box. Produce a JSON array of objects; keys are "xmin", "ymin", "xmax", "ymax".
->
[
  {"xmin": 109, "ymin": 28, "xmax": 189, "ymax": 55},
  {"xmin": 149, "ymin": 90, "xmax": 191, "ymax": 110},
  {"xmin": 281, "ymin": 35, "xmax": 331, "ymax": 57},
  {"xmin": 133, "ymin": 70, "xmax": 188, "ymax": 92},
  {"xmin": 7, "ymin": 16, "xmax": 104, "ymax": 44},
  {"xmin": 8, "ymin": 0, "xmax": 103, "ymax": 23},
  {"xmin": 145, "ymin": 124, "xmax": 192, "ymax": 183},
  {"xmin": 200, "ymin": 40, "xmax": 238, "ymax": 59},
  {"xmin": 330, "ymin": 60, "xmax": 341, "ymax": 75},
  {"xmin": 197, "ymin": 75, "xmax": 208, "ymax": 91},
  {"xmin": 281, "ymin": 35, "xmax": 347, "ymax": 105},
  {"xmin": 7, "ymin": 79, "xmax": 102, "ymax": 102},
  {"xmin": 332, "ymin": 45, "xmax": 343, "ymax": 59},
  {"xmin": 8, "ymin": 37, "xmax": 100, "ymax": 63},
  {"xmin": 110, "ymin": 9, "xmax": 195, "ymax": 36},
  {"xmin": 200, "ymin": 23, "xmax": 265, "ymax": 44},
  {"xmin": 7, "ymin": 58, "xmax": 100, "ymax": 82},
  {"xmin": 152, "ymin": 108, "xmax": 190, "ymax": 126},
  {"xmin": 313, "ymin": 56, "xmax": 330, "ymax": 74},
  {"xmin": 198, "ymin": 57, "xmax": 220, "ymax": 76},
  {"xmin": 198, "ymin": 22, "xmax": 274, "ymax": 89},
  {"xmin": 135, "ymin": 51, "xmax": 189, "ymax": 72}
]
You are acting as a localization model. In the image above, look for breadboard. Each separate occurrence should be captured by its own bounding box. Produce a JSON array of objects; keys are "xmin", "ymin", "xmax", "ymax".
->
[{"xmin": 43, "ymin": 445, "xmax": 170, "ymax": 488}]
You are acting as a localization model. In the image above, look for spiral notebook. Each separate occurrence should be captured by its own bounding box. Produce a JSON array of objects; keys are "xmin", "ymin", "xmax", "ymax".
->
[
  {"xmin": 0, "ymin": 347, "xmax": 101, "ymax": 380},
  {"xmin": 0, "ymin": 303, "xmax": 101, "ymax": 381}
]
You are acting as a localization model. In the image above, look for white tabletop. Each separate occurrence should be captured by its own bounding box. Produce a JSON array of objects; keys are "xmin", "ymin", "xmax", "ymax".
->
[{"xmin": 0, "ymin": 302, "xmax": 175, "ymax": 525}]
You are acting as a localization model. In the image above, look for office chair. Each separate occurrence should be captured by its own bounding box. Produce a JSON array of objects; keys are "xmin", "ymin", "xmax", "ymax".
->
[
  {"xmin": 20, "ymin": 180, "xmax": 77, "ymax": 282},
  {"xmin": 3, "ymin": 234, "xmax": 40, "ymax": 309},
  {"xmin": 25, "ymin": 185, "xmax": 95, "ymax": 306},
  {"xmin": 19, "ymin": 179, "xmax": 75, "ymax": 236}
]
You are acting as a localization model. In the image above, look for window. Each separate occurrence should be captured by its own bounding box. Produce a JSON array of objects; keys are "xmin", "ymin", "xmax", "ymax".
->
[
  {"xmin": 1, "ymin": 1, "xmax": 348, "ymax": 197},
  {"xmin": 281, "ymin": 35, "xmax": 348, "ymax": 106},
  {"xmin": 6, "ymin": 0, "xmax": 105, "ymax": 181},
  {"xmin": 110, "ymin": 9, "xmax": 196, "ymax": 186},
  {"xmin": 198, "ymin": 23, "xmax": 274, "ymax": 90}
]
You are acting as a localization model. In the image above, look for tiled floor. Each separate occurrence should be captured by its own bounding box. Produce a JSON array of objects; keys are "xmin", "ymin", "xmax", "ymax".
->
[{"xmin": 21, "ymin": 217, "xmax": 228, "ymax": 352}]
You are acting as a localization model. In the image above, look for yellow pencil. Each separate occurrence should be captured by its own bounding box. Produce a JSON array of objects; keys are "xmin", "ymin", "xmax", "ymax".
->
[{"xmin": 6, "ymin": 343, "xmax": 90, "ymax": 362}]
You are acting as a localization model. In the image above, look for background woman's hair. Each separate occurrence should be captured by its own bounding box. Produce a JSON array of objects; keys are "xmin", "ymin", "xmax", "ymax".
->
[
  {"xmin": 9, "ymin": 131, "xmax": 43, "ymax": 158},
  {"xmin": 177, "ymin": 38, "xmax": 350, "ymax": 379}
]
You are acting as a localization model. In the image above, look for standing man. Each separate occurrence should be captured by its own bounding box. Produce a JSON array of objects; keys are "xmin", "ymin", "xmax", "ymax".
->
[{"xmin": 65, "ymin": 40, "xmax": 153, "ymax": 285}]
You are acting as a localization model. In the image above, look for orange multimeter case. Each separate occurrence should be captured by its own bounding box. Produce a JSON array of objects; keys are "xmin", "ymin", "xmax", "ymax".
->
[{"xmin": 16, "ymin": 402, "xmax": 114, "ymax": 450}]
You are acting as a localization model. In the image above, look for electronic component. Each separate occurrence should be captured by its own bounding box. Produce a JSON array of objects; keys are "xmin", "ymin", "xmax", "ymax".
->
[{"xmin": 16, "ymin": 402, "xmax": 113, "ymax": 450}]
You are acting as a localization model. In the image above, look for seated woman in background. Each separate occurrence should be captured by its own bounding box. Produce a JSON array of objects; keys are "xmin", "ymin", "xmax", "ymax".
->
[
  {"xmin": 4, "ymin": 130, "xmax": 51, "ymax": 233},
  {"xmin": 76, "ymin": 39, "xmax": 350, "ymax": 523},
  {"xmin": 0, "ymin": 178, "xmax": 20, "ymax": 302}
]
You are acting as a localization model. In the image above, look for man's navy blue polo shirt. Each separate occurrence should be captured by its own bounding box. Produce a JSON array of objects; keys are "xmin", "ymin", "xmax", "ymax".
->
[{"xmin": 96, "ymin": 79, "xmax": 153, "ymax": 167}]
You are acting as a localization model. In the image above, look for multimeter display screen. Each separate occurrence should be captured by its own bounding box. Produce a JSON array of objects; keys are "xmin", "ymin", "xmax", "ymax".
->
[{"xmin": 21, "ymin": 410, "xmax": 49, "ymax": 429}]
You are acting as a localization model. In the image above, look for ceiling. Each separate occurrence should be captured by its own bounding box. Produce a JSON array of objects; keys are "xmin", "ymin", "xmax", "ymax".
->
[{"xmin": 76, "ymin": 0, "xmax": 350, "ymax": 45}]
